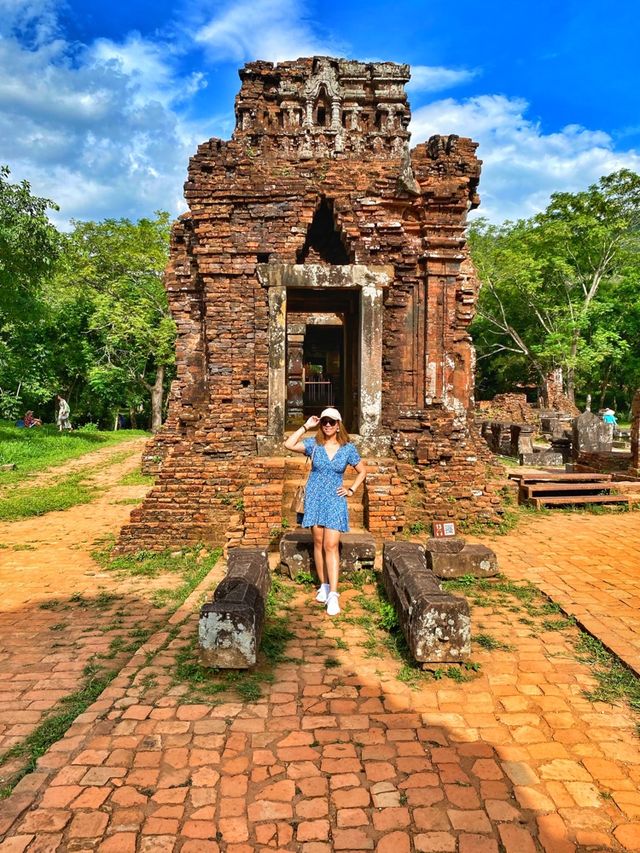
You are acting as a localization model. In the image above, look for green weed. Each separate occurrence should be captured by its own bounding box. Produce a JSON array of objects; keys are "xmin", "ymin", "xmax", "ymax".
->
[
  {"xmin": 474, "ymin": 633, "xmax": 514, "ymax": 652},
  {"xmin": 575, "ymin": 634, "xmax": 640, "ymax": 712}
]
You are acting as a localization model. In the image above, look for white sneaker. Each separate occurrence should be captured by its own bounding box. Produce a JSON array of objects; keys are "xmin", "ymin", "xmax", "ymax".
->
[
  {"xmin": 315, "ymin": 583, "xmax": 330, "ymax": 604},
  {"xmin": 326, "ymin": 591, "xmax": 340, "ymax": 617}
]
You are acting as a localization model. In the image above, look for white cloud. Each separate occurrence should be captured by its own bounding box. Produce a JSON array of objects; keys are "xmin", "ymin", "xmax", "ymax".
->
[
  {"xmin": 410, "ymin": 94, "xmax": 640, "ymax": 222},
  {"xmin": 407, "ymin": 65, "xmax": 478, "ymax": 93},
  {"xmin": 0, "ymin": 6, "xmax": 212, "ymax": 227},
  {"xmin": 194, "ymin": 0, "xmax": 342, "ymax": 62}
]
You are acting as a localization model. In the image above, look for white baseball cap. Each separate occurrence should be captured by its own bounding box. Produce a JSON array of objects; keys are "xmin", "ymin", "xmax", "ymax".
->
[{"xmin": 320, "ymin": 407, "xmax": 342, "ymax": 421}]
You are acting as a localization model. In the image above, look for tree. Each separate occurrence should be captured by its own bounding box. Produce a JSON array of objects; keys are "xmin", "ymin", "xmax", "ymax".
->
[
  {"xmin": 0, "ymin": 166, "xmax": 60, "ymax": 417},
  {"xmin": 53, "ymin": 214, "xmax": 175, "ymax": 431},
  {"xmin": 470, "ymin": 169, "xmax": 640, "ymax": 408}
]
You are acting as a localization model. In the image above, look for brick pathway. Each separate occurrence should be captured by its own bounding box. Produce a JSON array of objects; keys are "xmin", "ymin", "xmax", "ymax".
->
[
  {"xmin": 0, "ymin": 440, "xmax": 181, "ymax": 782},
  {"xmin": 2, "ymin": 522, "xmax": 640, "ymax": 852},
  {"xmin": 475, "ymin": 511, "xmax": 640, "ymax": 676}
]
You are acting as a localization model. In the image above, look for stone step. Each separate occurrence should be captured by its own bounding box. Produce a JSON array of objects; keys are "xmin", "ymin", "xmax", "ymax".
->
[
  {"xmin": 529, "ymin": 494, "xmax": 631, "ymax": 508},
  {"xmin": 510, "ymin": 472, "xmax": 612, "ymax": 483},
  {"xmin": 523, "ymin": 482, "xmax": 619, "ymax": 496}
]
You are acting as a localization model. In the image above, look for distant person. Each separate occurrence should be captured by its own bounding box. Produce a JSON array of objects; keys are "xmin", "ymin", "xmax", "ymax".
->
[
  {"xmin": 56, "ymin": 395, "xmax": 72, "ymax": 431},
  {"xmin": 602, "ymin": 408, "xmax": 618, "ymax": 426},
  {"xmin": 24, "ymin": 411, "xmax": 42, "ymax": 428}
]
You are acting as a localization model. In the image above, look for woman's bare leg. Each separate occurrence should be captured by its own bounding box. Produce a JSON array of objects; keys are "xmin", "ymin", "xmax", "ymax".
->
[
  {"xmin": 312, "ymin": 526, "xmax": 327, "ymax": 584},
  {"xmin": 323, "ymin": 528, "xmax": 341, "ymax": 592}
]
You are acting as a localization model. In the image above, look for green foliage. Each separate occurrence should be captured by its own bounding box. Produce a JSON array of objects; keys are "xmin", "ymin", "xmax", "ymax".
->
[
  {"xmin": 0, "ymin": 167, "xmax": 61, "ymax": 418},
  {"xmin": 52, "ymin": 213, "xmax": 175, "ymax": 428},
  {"xmin": 471, "ymin": 169, "xmax": 640, "ymax": 408}
]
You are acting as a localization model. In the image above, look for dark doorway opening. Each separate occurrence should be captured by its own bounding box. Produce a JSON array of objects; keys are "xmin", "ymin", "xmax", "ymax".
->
[{"xmin": 285, "ymin": 288, "xmax": 359, "ymax": 433}]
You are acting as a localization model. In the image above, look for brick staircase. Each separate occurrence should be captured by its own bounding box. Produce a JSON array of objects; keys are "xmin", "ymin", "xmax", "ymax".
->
[
  {"xmin": 510, "ymin": 471, "xmax": 634, "ymax": 509},
  {"xmin": 225, "ymin": 451, "xmax": 406, "ymax": 551}
]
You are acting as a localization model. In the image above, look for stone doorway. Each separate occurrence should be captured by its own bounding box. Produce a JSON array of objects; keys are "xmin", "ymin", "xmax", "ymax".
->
[
  {"xmin": 256, "ymin": 262, "xmax": 392, "ymax": 451},
  {"xmin": 286, "ymin": 288, "xmax": 359, "ymax": 432}
]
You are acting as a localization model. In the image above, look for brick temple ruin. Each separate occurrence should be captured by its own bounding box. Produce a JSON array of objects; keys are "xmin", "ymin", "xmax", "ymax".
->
[{"xmin": 118, "ymin": 56, "xmax": 503, "ymax": 553}]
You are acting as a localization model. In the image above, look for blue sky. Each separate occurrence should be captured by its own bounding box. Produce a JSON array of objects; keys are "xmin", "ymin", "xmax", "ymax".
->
[{"xmin": 1, "ymin": 0, "xmax": 638, "ymax": 227}]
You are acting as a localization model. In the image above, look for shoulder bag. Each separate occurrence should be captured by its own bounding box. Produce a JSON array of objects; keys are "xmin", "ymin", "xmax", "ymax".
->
[{"xmin": 291, "ymin": 445, "xmax": 316, "ymax": 514}]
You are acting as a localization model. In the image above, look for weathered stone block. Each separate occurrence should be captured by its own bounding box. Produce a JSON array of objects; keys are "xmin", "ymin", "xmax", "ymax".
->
[
  {"xmin": 279, "ymin": 530, "xmax": 375, "ymax": 578},
  {"xmin": 199, "ymin": 548, "xmax": 271, "ymax": 669},
  {"xmin": 520, "ymin": 451, "xmax": 564, "ymax": 467},
  {"xmin": 424, "ymin": 537, "xmax": 466, "ymax": 555},
  {"xmin": 382, "ymin": 542, "xmax": 470, "ymax": 663},
  {"xmin": 425, "ymin": 539, "xmax": 498, "ymax": 579},
  {"xmin": 573, "ymin": 411, "xmax": 612, "ymax": 459}
]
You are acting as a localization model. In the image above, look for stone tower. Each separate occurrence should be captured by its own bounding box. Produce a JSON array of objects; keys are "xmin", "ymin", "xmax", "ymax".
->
[{"xmin": 118, "ymin": 56, "xmax": 500, "ymax": 552}]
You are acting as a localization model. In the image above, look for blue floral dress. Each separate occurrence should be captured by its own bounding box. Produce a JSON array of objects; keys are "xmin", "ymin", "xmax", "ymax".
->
[{"xmin": 301, "ymin": 438, "xmax": 361, "ymax": 532}]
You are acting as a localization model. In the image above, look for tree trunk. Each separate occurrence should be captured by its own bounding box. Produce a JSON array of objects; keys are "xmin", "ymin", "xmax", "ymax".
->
[{"xmin": 150, "ymin": 364, "xmax": 164, "ymax": 433}]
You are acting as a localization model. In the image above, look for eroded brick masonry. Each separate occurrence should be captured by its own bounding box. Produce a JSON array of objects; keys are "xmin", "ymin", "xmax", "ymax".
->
[{"xmin": 118, "ymin": 56, "xmax": 503, "ymax": 552}]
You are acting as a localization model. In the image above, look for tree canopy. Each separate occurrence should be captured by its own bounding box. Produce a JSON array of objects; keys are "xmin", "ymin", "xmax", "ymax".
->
[
  {"xmin": 470, "ymin": 169, "xmax": 640, "ymax": 413},
  {"xmin": 0, "ymin": 165, "xmax": 175, "ymax": 428}
]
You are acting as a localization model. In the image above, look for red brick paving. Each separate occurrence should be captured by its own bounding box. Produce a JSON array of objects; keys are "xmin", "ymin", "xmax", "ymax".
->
[
  {"xmin": 0, "ymin": 440, "xmax": 186, "ymax": 779},
  {"xmin": 475, "ymin": 511, "xmax": 640, "ymax": 675},
  {"xmin": 1, "ymin": 510, "xmax": 640, "ymax": 850}
]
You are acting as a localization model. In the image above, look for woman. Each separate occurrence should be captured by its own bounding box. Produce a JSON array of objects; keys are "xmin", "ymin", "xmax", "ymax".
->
[
  {"xmin": 56, "ymin": 395, "xmax": 71, "ymax": 431},
  {"xmin": 285, "ymin": 407, "xmax": 367, "ymax": 616}
]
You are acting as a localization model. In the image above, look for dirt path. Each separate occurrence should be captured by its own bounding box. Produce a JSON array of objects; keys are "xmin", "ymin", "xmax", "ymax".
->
[
  {"xmin": 0, "ymin": 436, "xmax": 149, "ymax": 500},
  {"xmin": 0, "ymin": 437, "xmax": 175, "ymax": 779}
]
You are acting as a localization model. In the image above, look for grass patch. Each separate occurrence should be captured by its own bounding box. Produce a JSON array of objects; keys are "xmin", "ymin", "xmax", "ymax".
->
[
  {"xmin": 474, "ymin": 632, "xmax": 514, "ymax": 652},
  {"xmin": 0, "ymin": 422, "xmax": 149, "ymax": 485},
  {"xmin": 119, "ymin": 469, "xmax": 155, "ymax": 486},
  {"xmin": 575, "ymin": 634, "xmax": 640, "ymax": 712},
  {"xmin": 0, "ymin": 472, "xmax": 100, "ymax": 521}
]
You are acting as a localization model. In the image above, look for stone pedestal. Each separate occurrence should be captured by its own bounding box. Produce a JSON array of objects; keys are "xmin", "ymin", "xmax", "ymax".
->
[
  {"xmin": 510, "ymin": 424, "xmax": 535, "ymax": 457},
  {"xmin": 572, "ymin": 411, "xmax": 612, "ymax": 460},
  {"xmin": 382, "ymin": 542, "xmax": 470, "ymax": 664},
  {"xmin": 425, "ymin": 538, "xmax": 498, "ymax": 579},
  {"xmin": 279, "ymin": 529, "xmax": 375, "ymax": 578},
  {"xmin": 199, "ymin": 548, "xmax": 271, "ymax": 669}
]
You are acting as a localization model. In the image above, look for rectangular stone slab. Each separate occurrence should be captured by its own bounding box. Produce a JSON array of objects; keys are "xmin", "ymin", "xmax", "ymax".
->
[
  {"xmin": 383, "ymin": 542, "xmax": 470, "ymax": 663},
  {"xmin": 199, "ymin": 547, "xmax": 271, "ymax": 669},
  {"xmin": 425, "ymin": 540, "xmax": 498, "ymax": 579},
  {"xmin": 279, "ymin": 530, "xmax": 375, "ymax": 579}
]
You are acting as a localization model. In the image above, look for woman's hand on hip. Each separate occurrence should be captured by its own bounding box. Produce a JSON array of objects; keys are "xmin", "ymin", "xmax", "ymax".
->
[{"xmin": 337, "ymin": 486, "xmax": 349, "ymax": 497}]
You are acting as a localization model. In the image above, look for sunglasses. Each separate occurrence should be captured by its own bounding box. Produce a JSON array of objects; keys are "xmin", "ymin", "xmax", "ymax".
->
[{"xmin": 320, "ymin": 417, "xmax": 337, "ymax": 426}]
